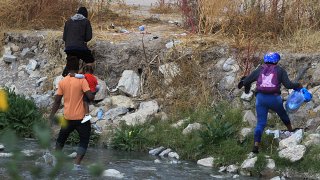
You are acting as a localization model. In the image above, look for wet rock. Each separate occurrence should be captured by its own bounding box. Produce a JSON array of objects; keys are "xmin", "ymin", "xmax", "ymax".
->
[
  {"xmin": 68, "ymin": 152, "xmax": 77, "ymax": 158},
  {"xmin": 149, "ymin": 146, "xmax": 165, "ymax": 156},
  {"xmin": 117, "ymin": 70, "xmax": 140, "ymax": 97},
  {"xmin": 0, "ymin": 153, "xmax": 13, "ymax": 158},
  {"xmin": 227, "ymin": 164, "xmax": 239, "ymax": 173},
  {"xmin": 278, "ymin": 145, "xmax": 306, "ymax": 162},
  {"xmin": 0, "ymin": 144, "xmax": 4, "ymax": 151},
  {"xmin": 240, "ymin": 156, "xmax": 257, "ymax": 176},
  {"xmin": 197, "ymin": 157, "xmax": 214, "ymax": 167},
  {"xmin": 233, "ymin": 174, "xmax": 240, "ymax": 178},
  {"xmin": 103, "ymin": 169, "xmax": 124, "ymax": 178},
  {"xmin": 219, "ymin": 166, "xmax": 226, "ymax": 172},
  {"xmin": 168, "ymin": 152, "xmax": 179, "ymax": 159},
  {"xmin": 154, "ymin": 159, "xmax": 161, "ymax": 163},
  {"xmin": 159, "ymin": 148, "xmax": 171, "ymax": 157},
  {"xmin": 21, "ymin": 150, "xmax": 35, "ymax": 157},
  {"xmin": 182, "ymin": 123, "xmax": 202, "ymax": 135}
]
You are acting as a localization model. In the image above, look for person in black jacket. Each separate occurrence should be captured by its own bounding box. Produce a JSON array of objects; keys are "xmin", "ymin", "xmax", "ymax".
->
[
  {"xmin": 62, "ymin": 7, "xmax": 94, "ymax": 77},
  {"xmin": 238, "ymin": 52, "xmax": 302, "ymax": 154}
]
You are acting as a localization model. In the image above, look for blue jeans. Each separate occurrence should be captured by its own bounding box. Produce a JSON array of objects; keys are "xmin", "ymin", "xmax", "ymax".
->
[{"xmin": 254, "ymin": 93, "xmax": 291, "ymax": 142}]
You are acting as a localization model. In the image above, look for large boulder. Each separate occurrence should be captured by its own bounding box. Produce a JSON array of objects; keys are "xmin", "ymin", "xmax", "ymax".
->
[
  {"xmin": 94, "ymin": 78, "xmax": 107, "ymax": 101},
  {"xmin": 197, "ymin": 157, "xmax": 214, "ymax": 167},
  {"xmin": 117, "ymin": 70, "xmax": 140, "ymax": 97},
  {"xmin": 278, "ymin": 145, "xmax": 306, "ymax": 162},
  {"xmin": 111, "ymin": 95, "xmax": 135, "ymax": 108}
]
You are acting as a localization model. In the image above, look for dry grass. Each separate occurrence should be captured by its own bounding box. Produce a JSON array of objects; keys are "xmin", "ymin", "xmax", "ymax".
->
[
  {"xmin": 0, "ymin": 0, "xmax": 79, "ymax": 29},
  {"xmin": 150, "ymin": 0, "xmax": 178, "ymax": 14}
]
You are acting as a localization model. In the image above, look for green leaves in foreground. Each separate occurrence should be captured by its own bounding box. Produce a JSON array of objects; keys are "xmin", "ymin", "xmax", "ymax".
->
[{"xmin": 111, "ymin": 122, "xmax": 146, "ymax": 151}]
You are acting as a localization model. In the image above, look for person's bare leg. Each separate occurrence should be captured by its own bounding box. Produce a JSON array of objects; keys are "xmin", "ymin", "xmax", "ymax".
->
[
  {"xmin": 285, "ymin": 123, "xmax": 293, "ymax": 132},
  {"xmin": 75, "ymin": 154, "xmax": 84, "ymax": 165},
  {"xmin": 84, "ymin": 101, "xmax": 89, "ymax": 115}
]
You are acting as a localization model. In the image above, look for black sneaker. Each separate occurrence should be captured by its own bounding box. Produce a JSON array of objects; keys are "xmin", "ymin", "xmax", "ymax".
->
[{"xmin": 252, "ymin": 146, "xmax": 259, "ymax": 154}]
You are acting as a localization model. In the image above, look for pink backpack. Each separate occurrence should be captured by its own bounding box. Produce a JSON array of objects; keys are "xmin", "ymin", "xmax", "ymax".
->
[{"xmin": 256, "ymin": 64, "xmax": 280, "ymax": 93}]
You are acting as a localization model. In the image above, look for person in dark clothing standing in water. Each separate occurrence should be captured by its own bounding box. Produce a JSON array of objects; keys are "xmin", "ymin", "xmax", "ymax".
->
[
  {"xmin": 238, "ymin": 52, "xmax": 302, "ymax": 154},
  {"xmin": 50, "ymin": 56, "xmax": 94, "ymax": 170},
  {"xmin": 62, "ymin": 7, "xmax": 94, "ymax": 76}
]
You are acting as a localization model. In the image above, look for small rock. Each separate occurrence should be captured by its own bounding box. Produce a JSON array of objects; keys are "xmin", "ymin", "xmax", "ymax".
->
[
  {"xmin": 149, "ymin": 146, "xmax": 165, "ymax": 156},
  {"xmin": 154, "ymin": 159, "xmax": 161, "ymax": 164},
  {"xmin": 197, "ymin": 157, "xmax": 214, "ymax": 167},
  {"xmin": 103, "ymin": 169, "xmax": 124, "ymax": 178},
  {"xmin": 0, "ymin": 153, "xmax": 13, "ymax": 158},
  {"xmin": 227, "ymin": 164, "xmax": 239, "ymax": 173},
  {"xmin": 168, "ymin": 152, "xmax": 179, "ymax": 159},
  {"xmin": 159, "ymin": 148, "xmax": 171, "ymax": 157},
  {"xmin": 233, "ymin": 174, "xmax": 240, "ymax": 178},
  {"xmin": 68, "ymin": 152, "xmax": 77, "ymax": 158},
  {"xmin": 21, "ymin": 150, "xmax": 35, "ymax": 157},
  {"xmin": 0, "ymin": 144, "xmax": 4, "ymax": 151},
  {"xmin": 182, "ymin": 123, "xmax": 201, "ymax": 135},
  {"xmin": 219, "ymin": 166, "xmax": 226, "ymax": 172},
  {"xmin": 3, "ymin": 54, "xmax": 17, "ymax": 63}
]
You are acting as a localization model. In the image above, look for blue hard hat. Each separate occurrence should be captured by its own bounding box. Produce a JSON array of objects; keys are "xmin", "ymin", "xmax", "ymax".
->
[{"xmin": 264, "ymin": 52, "xmax": 280, "ymax": 63}]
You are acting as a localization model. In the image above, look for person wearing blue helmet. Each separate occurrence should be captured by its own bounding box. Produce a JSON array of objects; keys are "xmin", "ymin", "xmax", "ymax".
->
[{"xmin": 238, "ymin": 52, "xmax": 302, "ymax": 153}]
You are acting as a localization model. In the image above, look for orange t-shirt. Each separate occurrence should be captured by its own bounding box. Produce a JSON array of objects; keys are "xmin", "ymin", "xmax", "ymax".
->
[{"xmin": 56, "ymin": 75, "xmax": 90, "ymax": 120}]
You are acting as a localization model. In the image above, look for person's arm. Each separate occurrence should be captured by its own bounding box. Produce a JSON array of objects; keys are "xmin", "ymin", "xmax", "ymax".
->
[
  {"xmin": 280, "ymin": 68, "xmax": 301, "ymax": 89},
  {"xmin": 85, "ymin": 20, "xmax": 92, "ymax": 42},
  {"xmin": 49, "ymin": 95, "xmax": 62, "ymax": 126},
  {"xmin": 85, "ymin": 91, "xmax": 94, "ymax": 101},
  {"xmin": 243, "ymin": 66, "xmax": 261, "ymax": 86}
]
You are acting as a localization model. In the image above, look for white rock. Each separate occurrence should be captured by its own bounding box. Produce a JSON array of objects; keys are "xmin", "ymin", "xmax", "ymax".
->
[
  {"xmin": 219, "ymin": 166, "xmax": 226, "ymax": 172},
  {"xmin": 219, "ymin": 74, "xmax": 236, "ymax": 90},
  {"xmin": 171, "ymin": 118, "xmax": 188, "ymax": 128},
  {"xmin": 154, "ymin": 159, "xmax": 161, "ymax": 163},
  {"xmin": 21, "ymin": 150, "xmax": 35, "ymax": 157},
  {"xmin": 270, "ymin": 176, "xmax": 281, "ymax": 180},
  {"xmin": 3, "ymin": 54, "xmax": 17, "ymax": 63},
  {"xmin": 117, "ymin": 70, "xmax": 140, "ymax": 97},
  {"xmin": 0, "ymin": 153, "xmax": 13, "ymax": 158},
  {"xmin": 26, "ymin": 59, "xmax": 38, "ymax": 73},
  {"xmin": 94, "ymin": 78, "xmax": 108, "ymax": 101},
  {"xmin": 303, "ymin": 134, "xmax": 320, "ymax": 147},
  {"xmin": 241, "ymin": 156, "xmax": 257, "ymax": 169},
  {"xmin": 159, "ymin": 148, "xmax": 172, "ymax": 157},
  {"xmin": 222, "ymin": 58, "xmax": 236, "ymax": 72},
  {"xmin": 266, "ymin": 158, "xmax": 276, "ymax": 170},
  {"xmin": 111, "ymin": 95, "xmax": 135, "ymax": 108},
  {"xmin": 197, "ymin": 157, "xmax": 214, "ymax": 167},
  {"xmin": 0, "ymin": 144, "xmax": 4, "ymax": 150},
  {"xmin": 159, "ymin": 62, "xmax": 180, "ymax": 84},
  {"xmin": 182, "ymin": 123, "xmax": 202, "ymax": 135},
  {"xmin": 243, "ymin": 110, "xmax": 256, "ymax": 127},
  {"xmin": 103, "ymin": 169, "xmax": 124, "ymax": 178},
  {"xmin": 278, "ymin": 129, "xmax": 303, "ymax": 150},
  {"xmin": 68, "ymin": 152, "xmax": 77, "ymax": 158},
  {"xmin": 240, "ymin": 128, "xmax": 252, "ymax": 142},
  {"xmin": 233, "ymin": 174, "xmax": 240, "ymax": 178},
  {"xmin": 149, "ymin": 146, "xmax": 165, "ymax": 156},
  {"xmin": 240, "ymin": 91, "xmax": 254, "ymax": 101},
  {"xmin": 278, "ymin": 145, "xmax": 306, "ymax": 162},
  {"xmin": 168, "ymin": 152, "xmax": 179, "ymax": 159},
  {"xmin": 227, "ymin": 164, "xmax": 239, "ymax": 173}
]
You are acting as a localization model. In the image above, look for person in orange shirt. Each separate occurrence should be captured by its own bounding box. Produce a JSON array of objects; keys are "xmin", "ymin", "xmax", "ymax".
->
[{"xmin": 49, "ymin": 56, "xmax": 94, "ymax": 170}]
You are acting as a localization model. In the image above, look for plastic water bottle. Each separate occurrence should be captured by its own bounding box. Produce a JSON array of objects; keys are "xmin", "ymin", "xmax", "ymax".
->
[
  {"xmin": 285, "ymin": 90, "xmax": 305, "ymax": 113},
  {"xmin": 97, "ymin": 108, "xmax": 104, "ymax": 120},
  {"xmin": 139, "ymin": 25, "xmax": 145, "ymax": 31}
]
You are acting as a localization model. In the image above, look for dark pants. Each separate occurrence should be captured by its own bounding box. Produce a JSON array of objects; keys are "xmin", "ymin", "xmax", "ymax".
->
[
  {"xmin": 56, "ymin": 120, "xmax": 91, "ymax": 156},
  {"xmin": 62, "ymin": 50, "xmax": 95, "ymax": 77},
  {"xmin": 254, "ymin": 93, "xmax": 291, "ymax": 142}
]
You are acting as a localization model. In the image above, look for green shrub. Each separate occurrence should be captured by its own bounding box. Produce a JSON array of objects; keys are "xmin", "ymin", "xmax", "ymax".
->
[
  {"xmin": 0, "ymin": 88, "xmax": 45, "ymax": 137},
  {"xmin": 198, "ymin": 103, "xmax": 243, "ymax": 150},
  {"xmin": 66, "ymin": 130, "xmax": 100, "ymax": 147},
  {"xmin": 110, "ymin": 122, "xmax": 146, "ymax": 151}
]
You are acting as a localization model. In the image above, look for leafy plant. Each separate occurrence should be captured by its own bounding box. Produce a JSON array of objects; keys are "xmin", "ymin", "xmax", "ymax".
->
[
  {"xmin": 66, "ymin": 129, "xmax": 100, "ymax": 147},
  {"xmin": 110, "ymin": 122, "xmax": 146, "ymax": 151},
  {"xmin": 0, "ymin": 88, "xmax": 45, "ymax": 137}
]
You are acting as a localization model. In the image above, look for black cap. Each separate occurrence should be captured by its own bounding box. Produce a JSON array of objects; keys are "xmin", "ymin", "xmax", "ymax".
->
[{"xmin": 77, "ymin": 7, "xmax": 88, "ymax": 18}]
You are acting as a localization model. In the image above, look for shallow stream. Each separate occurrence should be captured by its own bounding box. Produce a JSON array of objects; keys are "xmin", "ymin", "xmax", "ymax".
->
[{"xmin": 0, "ymin": 139, "xmax": 257, "ymax": 179}]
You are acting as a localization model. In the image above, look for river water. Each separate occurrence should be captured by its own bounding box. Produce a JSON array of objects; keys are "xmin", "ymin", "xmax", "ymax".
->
[{"xmin": 0, "ymin": 139, "xmax": 257, "ymax": 179}]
